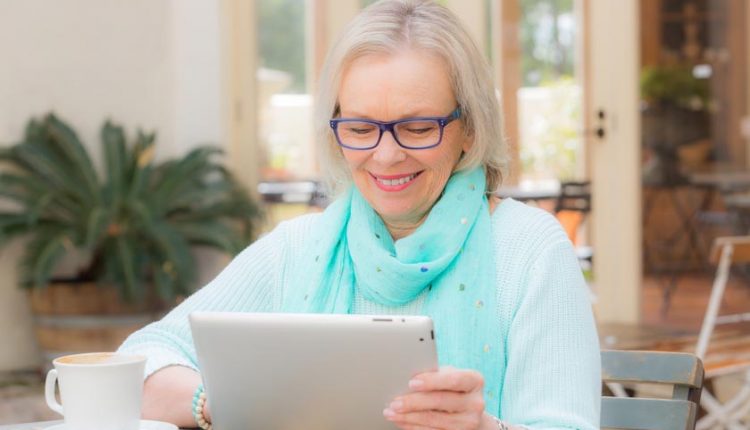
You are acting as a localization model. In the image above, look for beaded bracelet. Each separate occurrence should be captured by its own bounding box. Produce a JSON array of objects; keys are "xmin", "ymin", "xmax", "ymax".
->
[
  {"xmin": 192, "ymin": 384, "xmax": 212, "ymax": 430},
  {"xmin": 493, "ymin": 416, "xmax": 509, "ymax": 430}
]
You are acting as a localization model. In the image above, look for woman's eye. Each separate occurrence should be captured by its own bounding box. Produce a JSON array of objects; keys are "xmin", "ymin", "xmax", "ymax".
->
[
  {"xmin": 405, "ymin": 126, "xmax": 435, "ymax": 135},
  {"xmin": 346, "ymin": 126, "xmax": 375, "ymax": 135}
]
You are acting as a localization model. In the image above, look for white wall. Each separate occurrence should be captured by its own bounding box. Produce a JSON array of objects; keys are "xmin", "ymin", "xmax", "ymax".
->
[
  {"xmin": 171, "ymin": 0, "xmax": 222, "ymax": 154},
  {"xmin": 0, "ymin": 0, "xmax": 223, "ymax": 371}
]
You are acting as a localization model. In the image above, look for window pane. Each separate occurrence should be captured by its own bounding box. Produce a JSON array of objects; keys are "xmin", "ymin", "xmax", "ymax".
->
[
  {"xmin": 257, "ymin": 0, "xmax": 315, "ymax": 180},
  {"xmin": 517, "ymin": 0, "xmax": 581, "ymax": 182}
]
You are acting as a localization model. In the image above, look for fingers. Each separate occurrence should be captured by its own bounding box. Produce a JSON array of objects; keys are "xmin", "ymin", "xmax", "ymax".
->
[
  {"xmin": 409, "ymin": 367, "xmax": 484, "ymax": 394},
  {"xmin": 386, "ymin": 409, "xmax": 484, "ymax": 430},
  {"xmin": 384, "ymin": 368, "xmax": 488, "ymax": 430},
  {"xmin": 384, "ymin": 367, "xmax": 487, "ymax": 430},
  {"xmin": 394, "ymin": 425, "xmax": 436, "ymax": 430},
  {"xmin": 388, "ymin": 390, "xmax": 485, "ymax": 414}
]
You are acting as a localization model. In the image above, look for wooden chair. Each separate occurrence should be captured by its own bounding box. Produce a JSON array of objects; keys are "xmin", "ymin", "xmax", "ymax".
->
[
  {"xmin": 601, "ymin": 349, "xmax": 704, "ymax": 430},
  {"xmin": 693, "ymin": 236, "xmax": 750, "ymax": 429}
]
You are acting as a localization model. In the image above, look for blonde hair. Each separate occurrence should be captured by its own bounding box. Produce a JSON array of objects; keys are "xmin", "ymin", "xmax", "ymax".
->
[{"xmin": 314, "ymin": 0, "xmax": 508, "ymax": 195}]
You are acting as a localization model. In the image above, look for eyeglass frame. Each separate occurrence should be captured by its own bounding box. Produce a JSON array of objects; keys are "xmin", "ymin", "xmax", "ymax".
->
[{"xmin": 329, "ymin": 107, "xmax": 462, "ymax": 150}]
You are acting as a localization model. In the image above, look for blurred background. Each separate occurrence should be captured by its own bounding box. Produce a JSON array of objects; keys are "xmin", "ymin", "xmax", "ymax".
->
[{"xmin": 1, "ymin": 0, "xmax": 749, "ymax": 425}]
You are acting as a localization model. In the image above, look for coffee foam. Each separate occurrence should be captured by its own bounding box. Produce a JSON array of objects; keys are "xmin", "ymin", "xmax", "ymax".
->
[{"xmin": 56, "ymin": 352, "xmax": 143, "ymax": 366}]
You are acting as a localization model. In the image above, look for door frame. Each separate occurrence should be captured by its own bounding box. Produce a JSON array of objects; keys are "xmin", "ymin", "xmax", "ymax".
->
[{"xmin": 583, "ymin": 0, "xmax": 642, "ymax": 323}]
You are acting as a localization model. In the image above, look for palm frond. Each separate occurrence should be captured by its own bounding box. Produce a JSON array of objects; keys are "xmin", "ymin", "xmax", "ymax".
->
[
  {"xmin": 0, "ymin": 213, "xmax": 37, "ymax": 243},
  {"xmin": 0, "ymin": 172, "xmax": 80, "ymax": 217},
  {"xmin": 113, "ymin": 235, "xmax": 140, "ymax": 302},
  {"xmin": 10, "ymin": 142, "xmax": 91, "ymax": 204},
  {"xmin": 171, "ymin": 220, "xmax": 245, "ymax": 253},
  {"xmin": 150, "ymin": 147, "xmax": 223, "ymax": 209},
  {"xmin": 143, "ymin": 221, "xmax": 196, "ymax": 296},
  {"xmin": 84, "ymin": 207, "xmax": 110, "ymax": 249},
  {"xmin": 127, "ymin": 131, "xmax": 155, "ymax": 199},
  {"xmin": 23, "ymin": 117, "xmax": 48, "ymax": 142},
  {"xmin": 153, "ymin": 265, "xmax": 177, "ymax": 301},
  {"xmin": 44, "ymin": 114, "xmax": 100, "ymax": 202},
  {"xmin": 18, "ymin": 226, "xmax": 73, "ymax": 288},
  {"xmin": 101, "ymin": 121, "xmax": 128, "ymax": 206}
]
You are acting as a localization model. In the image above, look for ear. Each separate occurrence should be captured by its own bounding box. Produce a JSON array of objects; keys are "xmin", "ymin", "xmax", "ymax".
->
[{"xmin": 461, "ymin": 133, "xmax": 474, "ymax": 153}]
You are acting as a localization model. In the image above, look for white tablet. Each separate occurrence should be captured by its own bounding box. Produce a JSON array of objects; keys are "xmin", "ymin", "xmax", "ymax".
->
[{"xmin": 190, "ymin": 312, "xmax": 438, "ymax": 430}]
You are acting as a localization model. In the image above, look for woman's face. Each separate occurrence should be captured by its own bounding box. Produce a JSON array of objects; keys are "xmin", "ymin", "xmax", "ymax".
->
[{"xmin": 337, "ymin": 50, "xmax": 472, "ymax": 228}]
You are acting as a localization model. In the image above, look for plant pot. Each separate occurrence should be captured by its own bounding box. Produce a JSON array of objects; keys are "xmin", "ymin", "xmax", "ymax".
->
[{"xmin": 28, "ymin": 282, "xmax": 164, "ymax": 366}]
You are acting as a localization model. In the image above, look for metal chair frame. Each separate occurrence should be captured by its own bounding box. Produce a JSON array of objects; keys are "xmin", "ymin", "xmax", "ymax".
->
[{"xmin": 693, "ymin": 236, "xmax": 750, "ymax": 430}]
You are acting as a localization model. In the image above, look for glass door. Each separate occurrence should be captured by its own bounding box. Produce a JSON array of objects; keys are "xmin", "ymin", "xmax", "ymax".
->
[{"xmin": 639, "ymin": 0, "xmax": 749, "ymax": 326}]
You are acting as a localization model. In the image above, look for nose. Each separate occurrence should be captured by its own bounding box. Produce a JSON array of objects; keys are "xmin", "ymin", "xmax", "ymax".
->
[{"xmin": 371, "ymin": 130, "xmax": 406, "ymax": 166}]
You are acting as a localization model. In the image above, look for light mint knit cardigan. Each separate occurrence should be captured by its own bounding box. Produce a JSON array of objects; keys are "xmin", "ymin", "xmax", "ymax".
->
[{"xmin": 119, "ymin": 198, "xmax": 601, "ymax": 429}]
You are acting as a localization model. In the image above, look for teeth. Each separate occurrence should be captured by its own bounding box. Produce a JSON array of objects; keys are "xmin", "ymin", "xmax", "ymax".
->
[{"xmin": 377, "ymin": 173, "xmax": 417, "ymax": 186}]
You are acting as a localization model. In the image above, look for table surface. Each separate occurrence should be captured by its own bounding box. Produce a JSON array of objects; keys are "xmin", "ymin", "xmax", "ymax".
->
[{"xmin": 0, "ymin": 421, "xmax": 62, "ymax": 430}]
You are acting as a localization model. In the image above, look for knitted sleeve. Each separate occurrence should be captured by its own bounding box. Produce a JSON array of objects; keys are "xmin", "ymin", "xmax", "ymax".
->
[
  {"xmin": 500, "ymin": 229, "xmax": 601, "ymax": 429},
  {"xmin": 117, "ymin": 221, "xmax": 290, "ymax": 378}
]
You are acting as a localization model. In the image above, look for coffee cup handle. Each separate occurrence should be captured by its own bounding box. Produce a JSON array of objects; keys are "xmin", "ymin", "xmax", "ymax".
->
[{"xmin": 45, "ymin": 369, "xmax": 64, "ymax": 416}]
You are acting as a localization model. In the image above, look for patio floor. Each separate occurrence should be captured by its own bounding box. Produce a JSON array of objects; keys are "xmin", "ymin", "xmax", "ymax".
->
[{"xmin": 0, "ymin": 371, "xmax": 57, "ymax": 424}]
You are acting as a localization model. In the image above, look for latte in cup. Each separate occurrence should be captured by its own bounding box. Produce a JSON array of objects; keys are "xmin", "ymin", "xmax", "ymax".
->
[
  {"xmin": 56, "ymin": 352, "xmax": 136, "ymax": 365},
  {"xmin": 46, "ymin": 352, "xmax": 146, "ymax": 430}
]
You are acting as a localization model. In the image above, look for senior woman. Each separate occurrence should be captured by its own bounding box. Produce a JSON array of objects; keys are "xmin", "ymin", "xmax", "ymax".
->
[{"xmin": 119, "ymin": 1, "xmax": 600, "ymax": 429}]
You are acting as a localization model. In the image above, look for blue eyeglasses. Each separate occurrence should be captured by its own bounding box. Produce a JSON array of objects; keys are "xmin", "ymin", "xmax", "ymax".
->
[{"xmin": 329, "ymin": 108, "xmax": 462, "ymax": 150}]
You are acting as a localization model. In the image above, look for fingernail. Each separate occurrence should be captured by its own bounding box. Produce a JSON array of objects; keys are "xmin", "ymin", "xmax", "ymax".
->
[
  {"xmin": 383, "ymin": 408, "xmax": 396, "ymax": 417},
  {"xmin": 408, "ymin": 379, "xmax": 424, "ymax": 389},
  {"xmin": 390, "ymin": 400, "xmax": 403, "ymax": 411}
]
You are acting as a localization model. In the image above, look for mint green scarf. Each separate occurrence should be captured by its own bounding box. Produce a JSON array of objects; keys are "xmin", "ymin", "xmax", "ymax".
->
[{"xmin": 283, "ymin": 167, "xmax": 501, "ymax": 414}]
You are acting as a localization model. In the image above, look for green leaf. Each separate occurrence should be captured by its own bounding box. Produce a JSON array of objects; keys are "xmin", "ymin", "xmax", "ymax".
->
[
  {"xmin": 84, "ymin": 207, "xmax": 110, "ymax": 249},
  {"xmin": 45, "ymin": 114, "xmax": 100, "ymax": 201},
  {"xmin": 19, "ymin": 227, "xmax": 71, "ymax": 288},
  {"xmin": 114, "ymin": 236, "xmax": 139, "ymax": 302},
  {"xmin": 150, "ymin": 147, "xmax": 223, "ymax": 209},
  {"xmin": 153, "ymin": 265, "xmax": 176, "ymax": 302},
  {"xmin": 101, "ymin": 121, "xmax": 128, "ymax": 205},
  {"xmin": 11, "ymin": 142, "xmax": 90, "ymax": 206},
  {"xmin": 172, "ymin": 220, "xmax": 245, "ymax": 253}
]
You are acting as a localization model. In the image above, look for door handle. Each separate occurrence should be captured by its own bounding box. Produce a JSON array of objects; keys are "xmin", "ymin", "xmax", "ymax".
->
[{"xmin": 583, "ymin": 109, "xmax": 606, "ymax": 139}]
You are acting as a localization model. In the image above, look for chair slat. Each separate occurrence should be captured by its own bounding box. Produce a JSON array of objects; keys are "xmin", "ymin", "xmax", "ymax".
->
[
  {"xmin": 601, "ymin": 350, "xmax": 703, "ymax": 390},
  {"xmin": 601, "ymin": 397, "xmax": 696, "ymax": 430}
]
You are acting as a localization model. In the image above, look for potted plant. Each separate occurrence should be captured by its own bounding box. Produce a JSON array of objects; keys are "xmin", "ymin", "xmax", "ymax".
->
[{"xmin": 0, "ymin": 113, "xmax": 262, "ymax": 360}]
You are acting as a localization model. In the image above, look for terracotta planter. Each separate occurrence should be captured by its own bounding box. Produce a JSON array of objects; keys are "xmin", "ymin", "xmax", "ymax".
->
[{"xmin": 28, "ymin": 282, "xmax": 163, "ymax": 364}]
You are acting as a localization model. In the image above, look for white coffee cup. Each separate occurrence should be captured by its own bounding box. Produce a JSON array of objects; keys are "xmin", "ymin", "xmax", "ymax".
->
[{"xmin": 45, "ymin": 352, "xmax": 146, "ymax": 430}]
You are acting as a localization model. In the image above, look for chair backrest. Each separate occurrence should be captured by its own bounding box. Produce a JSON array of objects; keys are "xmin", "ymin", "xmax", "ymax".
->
[
  {"xmin": 554, "ymin": 181, "xmax": 591, "ymax": 213},
  {"xmin": 601, "ymin": 349, "xmax": 704, "ymax": 430}
]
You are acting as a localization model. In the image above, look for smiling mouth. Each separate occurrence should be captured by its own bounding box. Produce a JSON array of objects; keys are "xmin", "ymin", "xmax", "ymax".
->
[{"xmin": 372, "ymin": 171, "xmax": 422, "ymax": 186}]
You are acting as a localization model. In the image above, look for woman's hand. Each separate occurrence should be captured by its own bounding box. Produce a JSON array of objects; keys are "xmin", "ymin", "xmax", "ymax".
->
[{"xmin": 383, "ymin": 366, "xmax": 498, "ymax": 430}]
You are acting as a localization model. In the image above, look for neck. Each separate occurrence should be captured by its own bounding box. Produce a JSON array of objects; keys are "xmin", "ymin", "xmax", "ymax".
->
[
  {"xmin": 384, "ymin": 214, "xmax": 428, "ymax": 241},
  {"xmin": 385, "ymin": 195, "xmax": 500, "ymax": 240}
]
